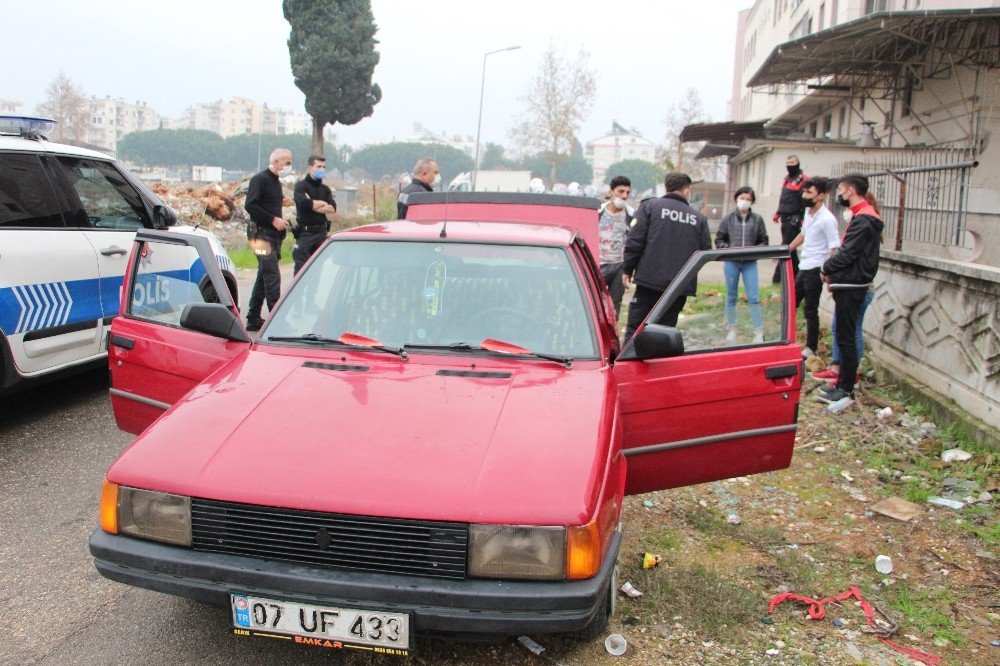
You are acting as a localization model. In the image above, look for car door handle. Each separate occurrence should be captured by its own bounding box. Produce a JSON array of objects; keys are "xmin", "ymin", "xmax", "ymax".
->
[
  {"xmin": 101, "ymin": 245, "xmax": 128, "ymax": 256},
  {"xmin": 765, "ymin": 364, "xmax": 798, "ymax": 379},
  {"xmin": 110, "ymin": 335, "xmax": 135, "ymax": 350}
]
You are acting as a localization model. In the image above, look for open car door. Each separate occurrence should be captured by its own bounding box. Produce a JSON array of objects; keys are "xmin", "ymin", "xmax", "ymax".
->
[
  {"xmin": 613, "ymin": 246, "xmax": 801, "ymax": 495},
  {"xmin": 109, "ymin": 230, "xmax": 249, "ymax": 434}
]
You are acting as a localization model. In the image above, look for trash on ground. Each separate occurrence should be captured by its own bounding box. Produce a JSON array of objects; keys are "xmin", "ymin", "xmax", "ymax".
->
[
  {"xmin": 619, "ymin": 581, "xmax": 643, "ymax": 598},
  {"xmin": 604, "ymin": 633, "xmax": 627, "ymax": 656},
  {"xmin": 642, "ymin": 552, "xmax": 662, "ymax": 569},
  {"xmin": 876, "ymin": 406, "xmax": 893, "ymax": 419},
  {"xmin": 840, "ymin": 470, "xmax": 855, "ymax": 482},
  {"xmin": 990, "ymin": 639, "xmax": 1000, "ymax": 647},
  {"xmin": 516, "ymin": 635, "xmax": 545, "ymax": 656},
  {"xmin": 813, "ymin": 445, "xmax": 827, "ymax": 453},
  {"xmin": 766, "ymin": 648, "xmax": 780, "ymax": 655},
  {"xmin": 642, "ymin": 499, "xmax": 656, "ymax": 508},
  {"xmin": 869, "ymin": 496, "xmax": 922, "ymax": 522},
  {"xmin": 725, "ymin": 511, "xmax": 742, "ymax": 525},
  {"xmin": 941, "ymin": 448, "xmax": 973, "ymax": 462},
  {"xmin": 975, "ymin": 550, "xmax": 997, "ymax": 561},
  {"xmin": 927, "ymin": 496, "xmax": 965, "ymax": 510},
  {"xmin": 874, "ymin": 555, "xmax": 894, "ymax": 574}
]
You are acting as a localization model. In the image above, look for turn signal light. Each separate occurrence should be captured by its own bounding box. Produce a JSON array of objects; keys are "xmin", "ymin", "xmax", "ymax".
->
[
  {"xmin": 566, "ymin": 520, "xmax": 602, "ymax": 580},
  {"xmin": 100, "ymin": 480, "xmax": 119, "ymax": 534}
]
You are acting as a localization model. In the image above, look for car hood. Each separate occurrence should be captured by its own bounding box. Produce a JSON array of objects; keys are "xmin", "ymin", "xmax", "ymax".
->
[{"xmin": 109, "ymin": 349, "xmax": 615, "ymax": 526}]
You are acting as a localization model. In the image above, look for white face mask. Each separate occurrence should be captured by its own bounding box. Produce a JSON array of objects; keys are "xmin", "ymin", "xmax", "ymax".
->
[
  {"xmin": 278, "ymin": 165, "xmax": 292, "ymax": 178},
  {"xmin": 842, "ymin": 209, "xmax": 854, "ymax": 223},
  {"xmin": 612, "ymin": 197, "xmax": 626, "ymax": 210},
  {"xmin": 736, "ymin": 199, "xmax": 752, "ymax": 212},
  {"xmin": 432, "ymin": 174, "xmax": 441, "ymax": 187}
]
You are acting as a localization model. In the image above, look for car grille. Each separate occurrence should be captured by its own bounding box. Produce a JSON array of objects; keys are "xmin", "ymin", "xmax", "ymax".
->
[{"xmin": 190, "ymin": 498, "xmax": 469, "ymax": 580}]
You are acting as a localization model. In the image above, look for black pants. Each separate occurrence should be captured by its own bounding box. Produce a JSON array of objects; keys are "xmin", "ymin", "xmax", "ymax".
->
[
  {"xmin": 832, "ymin": 288, "xmax": 866, "ymax": 395},
  {"xmin": 624, "ymin": 285, "xmax": 687, "ymax": 342},
  {"xmin": 773, "ymin": 216, "xmax": 801, "ymax": 283},
  {"xmin": 600, "ymin": 262, "xmax": 625, "ymax": 320},
  {"xmin": 293, "ymin": 229, "xmax": 327, "ymax": 275},
  {"xmin": 795, "ymin": 268, "xmax": 823, "ymax": 352},
  {"xmin": 247, "ymin": 239, "xmax": 282, "ymax": 320}
]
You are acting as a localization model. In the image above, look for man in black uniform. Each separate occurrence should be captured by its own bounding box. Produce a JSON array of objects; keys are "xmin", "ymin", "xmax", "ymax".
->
[
  {"xmin": 292, "ymin": 155, "xmax": 336, "ymax": 275},
  {"xmin": 622, "ymin": 172, "xmax": 712, "ymax": 341},
  {"xmin": 245, "ymin": 148, "xmax": 292, "ymax": 331},
  {"xmin": 772, "ymin": 155, "xmax": 807, "ymax": 282},
  {"xmin": 396, "ymin": 158, "xmax": 439, "ymax": 219}
]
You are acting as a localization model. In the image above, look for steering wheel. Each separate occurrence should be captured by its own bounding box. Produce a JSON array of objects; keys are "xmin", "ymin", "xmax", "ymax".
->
[{"xmin": 468, "ymin": 307, "xmax": 546, "ymax": 347}]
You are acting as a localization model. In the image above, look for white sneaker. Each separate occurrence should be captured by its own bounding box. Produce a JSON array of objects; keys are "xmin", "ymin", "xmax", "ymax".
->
[
  {"xmin": 802, "ymin": 347, "xmax": 815, "ymax": 358},
  {"xmin": 726, "ymin": 328, "xmax": 737, "ymax": 343},
  {"xmin": 752, "ymin": 329, "xmax": 764, "ymax": 344}
]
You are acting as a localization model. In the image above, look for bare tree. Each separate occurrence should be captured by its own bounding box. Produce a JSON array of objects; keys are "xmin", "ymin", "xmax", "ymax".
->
[
  {"xmin": 35, "ymin": 72, "xmax": 89, "ymax": 144},
  {"xmin": 663, "ymin": 87, "xmax": 712, "ymax": 180},
  {"xmin": 510, "ymin": 44, "xmax": 596, "ymax": 184}
]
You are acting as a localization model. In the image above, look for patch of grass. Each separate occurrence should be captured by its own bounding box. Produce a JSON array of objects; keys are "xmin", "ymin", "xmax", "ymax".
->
[
  {"xmin": 903, "ymin": 484, "xmax": 935, "ymax": 503},
  {"xmin": 229, "ymin": 236, "xmax": 296, "ymax": 269},
  {"xmin": 886, "ymin": 584, "xmax": 963, "ymax": 646},
  {"xmin": 643, "ymin": 528, "xmax": 682, "ymax": 553},
  {"xmin": 959, "ymin": 515, "xmax": 1000, "ymax": 547}
]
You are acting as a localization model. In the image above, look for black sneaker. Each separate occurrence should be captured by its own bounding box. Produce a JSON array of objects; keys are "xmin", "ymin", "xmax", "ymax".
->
[
  {"xmin": 816, "ymin": 386, "xmax": 853, "ymax": 404},
  {"xmin": 246, "ymin": 316, "xmax": 264, "ymax": 332}
]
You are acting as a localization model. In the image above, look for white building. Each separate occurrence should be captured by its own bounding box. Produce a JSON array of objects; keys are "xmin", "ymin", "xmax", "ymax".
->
[
  {"xmin": 584, "ymin": 122, "xmax": 657, "ymax": 187},
  {"xmin": 86, "ymin": 96, "xmax": 160, "ymax": 152},
  {"xmin": 174, "ymin": 98, "xmax": 312, "ymax": 138},
  {"xmin": 1, "ymin": 99, "xmax": 22, "ymax": 115}
]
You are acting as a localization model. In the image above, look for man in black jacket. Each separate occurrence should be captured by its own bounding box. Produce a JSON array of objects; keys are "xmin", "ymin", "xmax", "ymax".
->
[
  {"xmin": 622, "ymin": 172, "xmax": 712, "ymax": 340},
  {"xmin": 396, "ymin": 158, "xmax": 439, "ymax": 219},
  {"xmin": 818, "ymin": 173, "xmax": 884, "ymax": 407},
  {"xmin": 245, "ymin": 148, "xmax": 292, "ymax": 331},
  {"xmin": 292, "ymin": 155, "xmax": 336, "ymax": 275},
  {"xmin": 772, "ymin": 155, "xmax": 807, "ymax": 282}
]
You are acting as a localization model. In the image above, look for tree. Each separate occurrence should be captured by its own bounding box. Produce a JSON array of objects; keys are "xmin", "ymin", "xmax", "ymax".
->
[
  {"xmin": 35, "ymin": 72, "xmax": 89, "ymax": 144},
  {"xmin": 349, "ymin": 142, "xmax": 473, "ymax": 186},
  {"xmin": 510, "ymin": 44, "xmax": 596, "ymax": 183},
  {"xmin": 283, "ymin": 0, "xmax": 382, "ymax": 155},
  {"xmin": 481, "ymin": 143, "xmax": 514, "ymax": 170},
  {"xmin": 663, "ymin": 87, "xmax": 712, "ymax": 180},
  {"xmin": 518, "ymin": 152, "xmax": 592, "ymax": 185},
  {"xmin": 118, "ymin": 129, "xmax": 226, "ymax": 167},
  {"xmin": 605, "ymin": 159, "xmax": 666, "ymax": 195}
]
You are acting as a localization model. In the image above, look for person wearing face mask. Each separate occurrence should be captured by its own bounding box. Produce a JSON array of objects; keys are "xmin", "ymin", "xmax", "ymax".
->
[
  {"xmin": 397, "ymin": 158, "xmax": 440, "ymax": 219},
  {"xmin": 715, "ymin": 186, "xmax": 769, "ymax": 343},
  {"xmin": 772, "ymin": 155, "xmax": 807, "ymax": 284},
  {"xmin": 597, "ymin": 176, "xmax": 635, "ymax": 320},
  {"xmin": 292, "ymin": 155, "xmax": 337, "ymax": 275},
  {"xmin": 787, "ymin": 177, "xmax": 840, "ymax": 359},
  {"xmin": 245, "ymin": 147, "xmax": 293, "ymax": 331},
  {"xmin": 817, "ymin": 174, "xmax": 884, "ymax": 409}
]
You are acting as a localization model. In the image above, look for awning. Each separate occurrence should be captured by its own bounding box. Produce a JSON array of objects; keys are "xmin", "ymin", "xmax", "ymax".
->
[
  {"xmin": 695, "ymin": 143, "xmax": 742, "ymax": 159},
  {"xmin": 748, "ymin": 9, "xmax": 1000, "ymax": 87},
  {"xmin": 680, "ymin": 120, "xmax": 768, "ymax": 143}
]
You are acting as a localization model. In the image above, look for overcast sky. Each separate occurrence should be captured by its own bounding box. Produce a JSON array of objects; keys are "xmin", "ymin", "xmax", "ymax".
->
[{"xmin": 1, "ymin": 0, "xmax": 750, "ymax": 150}]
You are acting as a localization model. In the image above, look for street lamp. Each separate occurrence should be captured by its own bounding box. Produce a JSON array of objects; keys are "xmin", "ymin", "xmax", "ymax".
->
[{"xmin": 473, "ymin": 45, "xmax": 520, "ymax": 191}]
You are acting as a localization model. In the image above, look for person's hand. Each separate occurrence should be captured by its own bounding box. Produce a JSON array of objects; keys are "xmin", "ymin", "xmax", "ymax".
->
[
  {"xmin": 772, "ymin": 212, "xmax": 780, "ymax": 223},
  {"xmin": 272, "ymin": 217, "xmax": 291, "ymax": 230},
  {"xmin": 622, "ymin": 273, "xmax": 633, "ymax": 288}
]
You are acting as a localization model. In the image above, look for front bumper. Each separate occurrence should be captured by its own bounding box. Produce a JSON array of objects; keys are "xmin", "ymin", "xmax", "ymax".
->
[{"xmin": 89, "ymin": 529, "xmax": 620, "ymax": 637}]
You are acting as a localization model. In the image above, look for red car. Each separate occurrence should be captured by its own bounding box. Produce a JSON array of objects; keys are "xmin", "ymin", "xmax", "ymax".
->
[{"xmin": 90, "ymin": 193, "xmax": 801, "ymax": 656}]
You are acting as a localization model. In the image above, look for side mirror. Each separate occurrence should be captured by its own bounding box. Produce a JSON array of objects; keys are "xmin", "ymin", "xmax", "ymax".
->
[
  {"xmin": 633, "ymin": 324, "xmax": 684, "ymax": 360},
  {"xmin": 179, "ymin": 303, "xmax": 250, "ymax": 343},
  {"xmin": 152, "ymin": 204, "xmax": 177, "ymax": 229}
]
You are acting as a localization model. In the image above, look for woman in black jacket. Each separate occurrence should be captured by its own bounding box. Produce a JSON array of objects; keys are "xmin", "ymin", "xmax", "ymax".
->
[{"xmin": 715, "ymin": 186, "xmax": 769, "ymax": 343}]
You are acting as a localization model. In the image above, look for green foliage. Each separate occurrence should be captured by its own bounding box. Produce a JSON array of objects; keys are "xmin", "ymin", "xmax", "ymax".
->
[
  {"xmin": 518, "ymin": 152, "xmax": 592, "ymax": 185},
  {"xmin": 349, "ymin": 142, "xmax": 473, "ymax": 184},
  {"xmin": 283, "ymin": 0, "xmax": 381, "ymax": 150},
  {"xmin": 606, "ymin": 158, "xmax": 665, "ymax": 193},
  {"xmin": 480, "ymin": 143, "xmax": 514, "ymax": 170},
  {"xmin": 222, "ymin": 134, "xmax": 344, "ymax": 172}
]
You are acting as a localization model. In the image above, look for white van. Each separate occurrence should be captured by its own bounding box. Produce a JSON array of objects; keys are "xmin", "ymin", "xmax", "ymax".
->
[{"xmin": 0, "ymin": 116, "xmax": 237, "ymax": 395}]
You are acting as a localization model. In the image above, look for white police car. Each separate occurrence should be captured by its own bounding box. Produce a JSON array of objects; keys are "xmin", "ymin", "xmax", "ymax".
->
[{"xmin": 0, "ymin": 116, "xmax": 237, "ymax": 395}]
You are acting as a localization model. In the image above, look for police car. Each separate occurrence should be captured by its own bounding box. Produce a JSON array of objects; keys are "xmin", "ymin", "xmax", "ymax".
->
[{"xmin": 0, "ymin": 116, "xmax": 237, "ymax": 396}]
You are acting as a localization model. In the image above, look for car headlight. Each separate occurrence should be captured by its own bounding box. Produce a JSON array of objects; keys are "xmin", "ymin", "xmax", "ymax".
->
[
  {"xmin": 102, "ymin": 482, "xmax": 192, "ymax": 547},
  {"xmin": 468, "ymin": 525, "xmax": 565, "ymax": 580}
]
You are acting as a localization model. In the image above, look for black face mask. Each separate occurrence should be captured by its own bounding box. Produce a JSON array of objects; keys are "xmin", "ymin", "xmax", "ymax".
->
[
  {"xmin": 801, "ymin": 197, "xmax": 816, "ymax": 208},
  {"xmin": 787, "ymin": 164, "xmax": 801, "ymax": 177},
  {"xmin": 837, "ymin": 194, "xmax": 851, "ymax": 208}
]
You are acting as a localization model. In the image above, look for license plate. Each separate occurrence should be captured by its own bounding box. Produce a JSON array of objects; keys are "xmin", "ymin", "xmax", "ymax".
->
[{"xmin": 231, "ymin": 593, "xmax": 411, "ymax": 656}]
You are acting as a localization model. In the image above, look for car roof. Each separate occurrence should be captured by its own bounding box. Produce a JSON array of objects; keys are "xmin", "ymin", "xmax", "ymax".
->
[
  {"xmin": 0, "ymin": 134, "xmax": 115, "ymax": 161},
  {"xmin": 338, "ymin": 220, "xmax": 577, "ymax": 247}
]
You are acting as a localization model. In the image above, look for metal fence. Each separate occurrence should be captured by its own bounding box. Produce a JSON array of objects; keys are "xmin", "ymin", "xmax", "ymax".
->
[{"xmin": 830, "ymin": 149, "xmax": 978, "ymax": 250}]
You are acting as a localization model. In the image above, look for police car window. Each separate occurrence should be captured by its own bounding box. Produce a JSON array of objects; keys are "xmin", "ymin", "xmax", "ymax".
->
[
  {"xmin": 53, "ymin": 157, "xmax": 149, "ymax": 230},
  {"xmin": 0, "ymin": 153, "xmax": 66, "ymax": 228},
  {"xmin": 128, "ymin": 240, "xmax": 210, "ymax": 327}
]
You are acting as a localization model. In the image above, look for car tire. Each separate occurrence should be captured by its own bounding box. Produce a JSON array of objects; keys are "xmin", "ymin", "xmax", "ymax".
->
[{"xmin": 570, "ymin": 556, "xmax": 618, "ymax": 640}]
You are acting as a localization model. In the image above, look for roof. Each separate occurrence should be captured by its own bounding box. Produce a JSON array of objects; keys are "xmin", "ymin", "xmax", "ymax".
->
[
  {"xmin": 338, "ymin": 220, "xmax": 577, "ymax": 247},
  {"xmin": 679, "ymin": 120, "xmax": 768, "ymax": 143},
  {"xmin": 0, "ymin": 134, "xmax": 115, "ymax": 160},
  {"xmin": 695, "ymin": 144, "xmax": 743, "ymax": 160},
  {"xmin": 748, "ymin": 9, "xmax": 1000, "ymax": 87}
]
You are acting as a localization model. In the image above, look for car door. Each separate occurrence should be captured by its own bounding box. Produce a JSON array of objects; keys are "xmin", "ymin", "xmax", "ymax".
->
[
  {"xmin": 0, "ymin": 152, "xmax": 104, "ymax": 375},
  {"xmin": 612, "ymin": 246, "xmax": 801, "ymax": 495},
  {"xmin": 109, "ymin": 230, "xmax": 248, "ymax": 434}
]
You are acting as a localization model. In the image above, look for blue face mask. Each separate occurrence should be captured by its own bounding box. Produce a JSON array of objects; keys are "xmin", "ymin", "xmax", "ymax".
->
[{"xmin": 313, "ymin": 168, "xmax": 326, "ymax": 180}]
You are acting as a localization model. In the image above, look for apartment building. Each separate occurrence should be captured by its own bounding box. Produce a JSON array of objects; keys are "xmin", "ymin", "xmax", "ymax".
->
[
  {"xmin": 86, "ymin": 97, "xmax": 160, "ymax": 152},
  {"xmin": 585, "ymin": 122, "xmax": 657, "ymax": 188},
  {"xmin": 175, "ymin": 98, "xmax": 312, "ymax": 138}
]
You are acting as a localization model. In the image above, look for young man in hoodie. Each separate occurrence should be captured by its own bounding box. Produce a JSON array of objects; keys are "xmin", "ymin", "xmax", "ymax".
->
[
  {"xmin": 597, "ymin": 176, "xmax": 634, "ymax": 319},
  {"xmin": 818, "ymin": 173, "xmax": 884, "ymax": 408}
]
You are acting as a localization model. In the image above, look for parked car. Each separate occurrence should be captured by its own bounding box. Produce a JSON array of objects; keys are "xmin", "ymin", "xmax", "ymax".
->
[
  {"xmin": 0, "ymin": 116, "xmax": 237, "ymax": 396},
  {"xmin": 89, "ymin": 192, "xmax": 801, "ymax": 656}
]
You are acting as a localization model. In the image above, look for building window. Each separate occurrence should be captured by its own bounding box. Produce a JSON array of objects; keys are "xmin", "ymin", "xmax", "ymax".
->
[
  {"xmin": 902, "ymin": 70, "xmax": 915, "ymax": 117},
  {"xmin": 818, "ymin": 2, "xmax": 825, "ymax": 30},
  {"xmin": 809, "ymin": 121, "xmax": 819, "ymax": 137},
  {"xmin": 865, "ymin": 0, "xmax": 889, "ymax": 13},
  {"xmin": 823, "ymin": 114, "xmax": 832, "ymax": 138},
  {"xmin": 838, "ymin": 107, "xmax": 847, "ymax": 138}
]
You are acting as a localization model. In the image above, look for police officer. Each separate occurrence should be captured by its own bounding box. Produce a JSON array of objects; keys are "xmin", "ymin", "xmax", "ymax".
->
[
  {"xmin": 622, "ymin": 172, "xmax": 711, "ymax": 341},
  {"xmin": 292, "ymin": 155, "xmax": 336, "ymax": 275},
  {"xmin": 772, "ymin": 154, "xmax": 807, "ymax": 282},
  {"xmin": 245, "ymin": 148, "xmax": 292, "ymax": 331},
  {"xmin": 396, "ymin": 158, "xmax": 440, "ymax": 219}
]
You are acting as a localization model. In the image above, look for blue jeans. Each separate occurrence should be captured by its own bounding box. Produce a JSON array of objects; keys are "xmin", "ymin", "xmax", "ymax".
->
[
  {"xmin": 832, "ymin": 289, "xmax": 873, "ymax": 364},
  {"xmin": 724, "ymin": 261, "xmax": 762, "ymax": 328}
]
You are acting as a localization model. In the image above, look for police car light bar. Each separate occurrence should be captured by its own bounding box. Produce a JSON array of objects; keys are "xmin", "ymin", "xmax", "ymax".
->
[{"xmin": 0, "ymin": 116, "xmax": 57, "ymax": 138}]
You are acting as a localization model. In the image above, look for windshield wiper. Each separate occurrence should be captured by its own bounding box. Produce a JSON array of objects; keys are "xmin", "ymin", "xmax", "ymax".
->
[
  {"xmin": 267, "ymin": 333, "xmax": 408, "ymax": 359},
  {"xmin": 404, "ymin": 340, "xmax": 572, "ymax": 368}
]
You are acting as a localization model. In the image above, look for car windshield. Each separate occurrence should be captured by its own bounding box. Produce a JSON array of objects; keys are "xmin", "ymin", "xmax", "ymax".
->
[{"xmin": 263, "ymin": 240, "xmax": 597, "ymax": 358}]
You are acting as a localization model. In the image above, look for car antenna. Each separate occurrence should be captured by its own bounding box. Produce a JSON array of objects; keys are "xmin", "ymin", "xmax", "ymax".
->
[{"xmin": 440, "ymin": 182, "xmax": 449, "ymax": 238}]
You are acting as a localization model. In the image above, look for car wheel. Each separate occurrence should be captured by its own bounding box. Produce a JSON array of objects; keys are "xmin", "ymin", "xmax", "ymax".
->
[{"xmin": 570, "ymin": 556, "xmax": 618, "ymax": 640}]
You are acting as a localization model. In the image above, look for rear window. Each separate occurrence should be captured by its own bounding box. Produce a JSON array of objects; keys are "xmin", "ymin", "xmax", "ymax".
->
[{"xmin": 0, "ymin": 153, "xmax": 65, "ymax": 228}]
